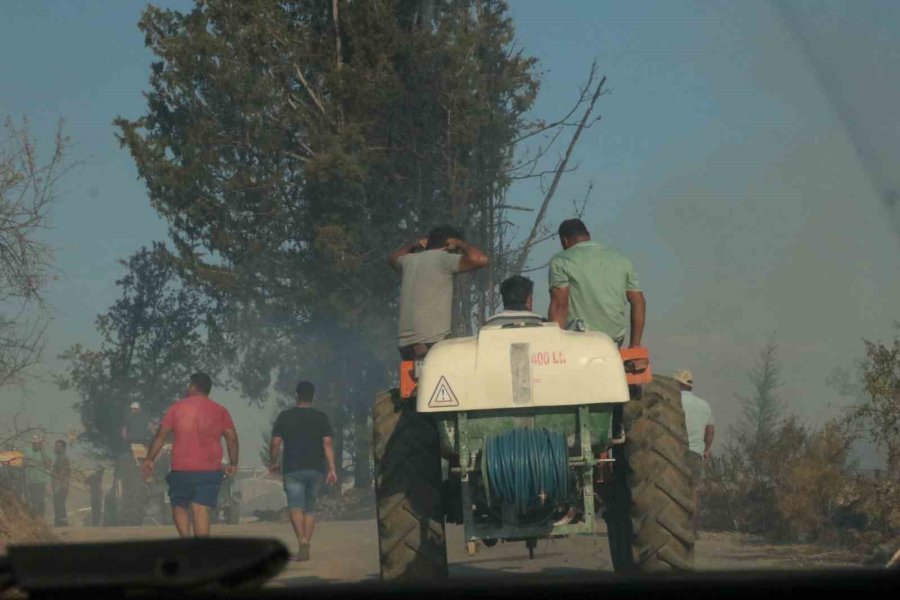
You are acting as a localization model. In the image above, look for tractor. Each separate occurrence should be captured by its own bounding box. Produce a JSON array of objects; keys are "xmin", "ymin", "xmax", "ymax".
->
[{"xmin": 372, "ymin": 317, "xmax": 694, "ymax": 580}]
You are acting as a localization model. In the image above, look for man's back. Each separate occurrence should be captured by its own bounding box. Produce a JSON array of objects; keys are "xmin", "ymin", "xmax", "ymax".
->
[
  {"xmin": 52, "ymin": 454, "xmax": 70, "ymax": 491},
  {"xmin": 397, "ymin": 249, "xmax": 462, "ymax": 347},
  {"xmin": 273, "ymin": 407, "xmax": 333, "ymax": 474},
  {"xmin": 23, "ymin": 446, "xmax": 49, "ymax": 485},
  {"xmin": 124, "ymin": 411, "xmax": 151, "ymax": 444},
  {"xmin": 549, "ymin": 241, "xmax": 640, "ymax": 342},
  {"xmin": 161, "ymin": 395, "xmax": 234, "ymax": 472},
  {"xmin": 680, "ymin": 390, "xmax": 713, "ymax": 456}
]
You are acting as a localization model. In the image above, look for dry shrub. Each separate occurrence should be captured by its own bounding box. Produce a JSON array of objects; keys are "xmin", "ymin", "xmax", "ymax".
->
[
  {"xmin": 0, "ymin": 489, "xmax": 55, "ymax": 553},
  {"xmin": 702, "ymin": 417, "xmax": 863, "ymax": 543},
  {"xmin": 705, "ymin": 332, "xmax": 900, "ymax": 548},
  {"xmin": 774, "ymin": 422, "xmax": 851, "ymax": 541},
  {"xmin": 701, "ymin": 454, "xmax": 744, "ymax": 531},
  {"xmin": 852, "ymin": 475, "xmax": 900, "ymax": 534},
  {"xmin": 702, "ymin": 451, "xmax": 777, "ymax": 533}
]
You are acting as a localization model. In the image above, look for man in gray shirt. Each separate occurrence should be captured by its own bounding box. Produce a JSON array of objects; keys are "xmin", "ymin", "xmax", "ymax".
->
[{"xmin": 389, "ymin": 226, "xmax": 488, "ymax": 359}]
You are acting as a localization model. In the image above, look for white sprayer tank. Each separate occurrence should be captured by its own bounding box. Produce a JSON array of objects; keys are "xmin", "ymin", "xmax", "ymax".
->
[{"xmin": 416, "ymin": 322, "xmax": 630, "ymax": 413}]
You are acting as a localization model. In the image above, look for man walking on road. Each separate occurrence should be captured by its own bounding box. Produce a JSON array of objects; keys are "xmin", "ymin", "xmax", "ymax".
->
[
  {"xmin": 389, "ymin": 225, "xmax": 488, "ymax": 359},
  {"xmin": 674, "ymin": 369, "xmax": 715, "ymax": 538},
  {"xmin": 268, "ymin": 381, "xmax": 337, "ymax": 562},
  {"xmin": 548, "ymin": 218, "xmax": 645, "ymax": 347},
  {"xmin": 51, "ymin": 439, "xmax": 71, "ymax": 527},
  {"xmin": 142, "ymin": 373, "xmax": 239, "ymax": 538}
]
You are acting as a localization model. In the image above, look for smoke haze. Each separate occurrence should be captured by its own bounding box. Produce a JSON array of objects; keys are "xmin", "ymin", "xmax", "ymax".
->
[{"xmin": 1, "ymin": 1, "xmax": 898, "ymax": 469}]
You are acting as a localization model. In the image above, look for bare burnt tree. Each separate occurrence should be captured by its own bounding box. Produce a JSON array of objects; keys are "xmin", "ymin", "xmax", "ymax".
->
[{"xmin": 0, "ymin": 117, "xmax": 71, "ymax": 387}]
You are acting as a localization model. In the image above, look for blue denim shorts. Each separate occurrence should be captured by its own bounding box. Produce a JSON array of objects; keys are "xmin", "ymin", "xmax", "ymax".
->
[
  {"xmin": 166, "ymin": 470, "xmax": 223, "ymax": 508},
  {"xmin": 283, "ymin": 470, "xmax": 322, "ymax": 512}
]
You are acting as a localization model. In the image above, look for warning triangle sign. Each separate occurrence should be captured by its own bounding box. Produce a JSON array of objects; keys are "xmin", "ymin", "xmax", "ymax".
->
[{"xmin": 428, "ymin": 376, "xmax": 459, "ymax": 408}]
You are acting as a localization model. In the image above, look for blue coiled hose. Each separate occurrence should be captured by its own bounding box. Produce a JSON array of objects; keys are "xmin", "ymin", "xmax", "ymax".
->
[{"xmin": 483, "ymin": 428, "xmax": 570, "ymax": 514}]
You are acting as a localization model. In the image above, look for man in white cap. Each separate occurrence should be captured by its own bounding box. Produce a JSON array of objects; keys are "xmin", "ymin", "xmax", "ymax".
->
[
  {"xmin": 122, "ymin": 401, "xmax": 151, "ymax": 447},
  {"xmin": 674, "ymin": 369, "xmax": 714, "ymax": 538}
]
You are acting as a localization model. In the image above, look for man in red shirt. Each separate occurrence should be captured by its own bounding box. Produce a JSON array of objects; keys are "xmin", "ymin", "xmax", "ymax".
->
[{"xmin": 142, "ymin": 373, "xmax": 239, "ymax": 537}]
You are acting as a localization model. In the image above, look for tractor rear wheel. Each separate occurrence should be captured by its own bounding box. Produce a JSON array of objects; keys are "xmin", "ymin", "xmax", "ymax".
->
[
  {"xmin": 605, "ymin": 376, "xmax": 695, "ymax": 573},
  {"xmin": 373, "ymin": 389, "xmax": 448, "ymax": 581}
]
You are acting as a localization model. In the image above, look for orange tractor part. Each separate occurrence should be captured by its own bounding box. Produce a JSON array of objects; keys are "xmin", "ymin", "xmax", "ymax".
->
[
  {"xmin": 620, "ymin": 346, "xmax": 652, "ymax": 385},
  {"xmin": 399, "ymin": 360, "xmax": 417, "ymax": 399}
]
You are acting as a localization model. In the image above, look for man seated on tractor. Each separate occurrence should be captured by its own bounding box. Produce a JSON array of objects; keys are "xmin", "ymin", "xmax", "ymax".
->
[
  {"xmin": 388, "ymin": 225, "xmax": 488, "ymax": 360},
  {"xmin": 548, "ymin": 218, "xmax": 645, "ymax": 348},
  {"xmin": 483, "ymin": 275, "xmax": 545, "ymax": 328}
]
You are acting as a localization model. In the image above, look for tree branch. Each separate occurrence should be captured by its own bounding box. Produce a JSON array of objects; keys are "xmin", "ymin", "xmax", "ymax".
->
[
  {"xmin": 294, "ymin": 66, "xmax": 327, "ymax": 116},
  {"xmin": 512, "ymin": 71, "xmax": 607, "ymax": 274}
]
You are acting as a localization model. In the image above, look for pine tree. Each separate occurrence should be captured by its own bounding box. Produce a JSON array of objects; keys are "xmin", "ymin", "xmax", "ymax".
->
[{"xmin": 736, "ymin": 335, "xmax": 784, "ymax": 466}]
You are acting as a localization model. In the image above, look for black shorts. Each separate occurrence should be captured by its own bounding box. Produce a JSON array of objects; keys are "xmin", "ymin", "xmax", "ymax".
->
[{"xmin": 166, "ymin": 470, "xmax": 223, "ymax": 508}]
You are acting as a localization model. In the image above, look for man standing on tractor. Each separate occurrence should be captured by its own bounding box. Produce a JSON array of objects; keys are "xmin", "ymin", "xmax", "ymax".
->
[
  {"xmin": 389, "ymin": 225, "xmax": 489, "ymax": 359},
  {"xmin": 483, "ymin": 275, "xmax": 545, "ymax": 327},
  {"xmin": 547, "ymin": 218, "xmax": 646, "ymax": 526},
  {"xmin": 141, "ymin": 373, "xmax": 239, "ymax": 538},
  {"xmin": 674, "ymin": 369, "xmax": 715, "ymax": 538},
  {"xmin": 548, "ymin": 218, "xmax": 645, "ymax": 348}
]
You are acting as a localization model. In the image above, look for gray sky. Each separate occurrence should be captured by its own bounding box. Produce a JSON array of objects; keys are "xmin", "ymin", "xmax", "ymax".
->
[{"xmin": 1, "ymin": 1, "xmax": 898, "ymax": 468}]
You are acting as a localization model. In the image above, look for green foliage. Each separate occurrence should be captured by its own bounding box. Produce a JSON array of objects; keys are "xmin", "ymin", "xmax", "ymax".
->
[
  {"xmin": 57, "ymin": 243, "xmax": 229, "ymax": 457},
  {"xmin": 114, "ymin": 0, "xmax": 543, "ymax": 403},
  {"xmin": 112, "ymin": 1, "xmax": 602, "ymax": 483}
]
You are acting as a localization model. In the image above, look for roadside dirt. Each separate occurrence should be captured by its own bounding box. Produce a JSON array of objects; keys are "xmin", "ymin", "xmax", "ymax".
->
[{"xmin": 46, "ymin": 520, "xmax": 864, "ymax": 586}]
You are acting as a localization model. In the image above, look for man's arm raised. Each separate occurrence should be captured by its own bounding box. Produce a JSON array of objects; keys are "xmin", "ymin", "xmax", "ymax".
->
[
  {"xmin": 445, "ymin": 238, "xmax": 489, "ymax": 273},
  {"xmin": 388, "ymin": 237, "xmax": 427, "ymax": 272}
]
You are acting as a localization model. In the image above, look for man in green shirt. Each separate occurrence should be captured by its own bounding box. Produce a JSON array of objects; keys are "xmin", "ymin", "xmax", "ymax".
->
[
  {"xmin": 23, "ymin": 433, "xmax": 51, "ymax": 519},
  {"xmin": 548, "ymin": 218, "xmax": 646, "ymax": 348}
]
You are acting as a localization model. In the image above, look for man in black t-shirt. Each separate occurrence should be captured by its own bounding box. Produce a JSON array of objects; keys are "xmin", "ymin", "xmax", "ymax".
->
[{"xmin": 268, "ymin": 381, "xmax": 337, "ymax": 561}]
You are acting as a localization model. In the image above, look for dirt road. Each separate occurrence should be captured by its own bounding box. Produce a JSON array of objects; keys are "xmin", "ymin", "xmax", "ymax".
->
[{"xmin": 52, "ymin": 519, "xmax": 862, "ymax": 587}]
